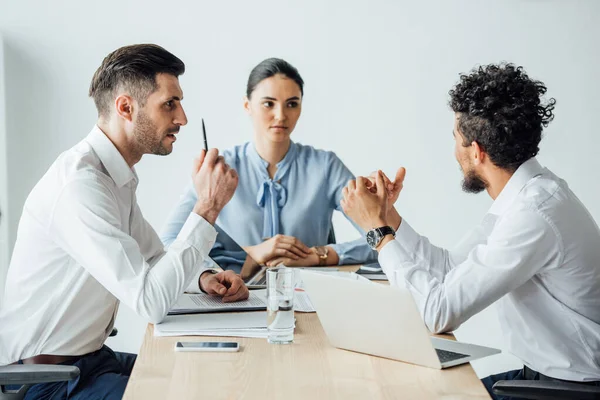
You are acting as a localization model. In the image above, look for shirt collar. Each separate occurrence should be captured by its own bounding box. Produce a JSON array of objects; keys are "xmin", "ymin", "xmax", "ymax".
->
[
  {"xmin": 247, "ymin": 141, "xmax": 298, "ymax": 181},
  {"xmin": 488, "ymin": 157, "xmax": 545, "ymax": 216},
  {"xmin": 85, "ymin": 125, "xmax": 137, "ymax": 188}
]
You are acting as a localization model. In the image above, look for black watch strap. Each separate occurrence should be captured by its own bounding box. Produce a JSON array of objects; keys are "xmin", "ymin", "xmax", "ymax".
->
[{"xmin": 376, "ymin": 226, "xmax": 396, "ymax": 237}]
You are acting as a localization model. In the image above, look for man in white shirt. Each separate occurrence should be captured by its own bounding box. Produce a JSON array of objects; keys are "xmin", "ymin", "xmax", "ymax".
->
[
  {"xmin": 0, "ymin": 44, "xmax": 249, "ymax": 399},
  {"xmin": 341, "ymin": 63, "xmax": 600, "ymax": 397}
]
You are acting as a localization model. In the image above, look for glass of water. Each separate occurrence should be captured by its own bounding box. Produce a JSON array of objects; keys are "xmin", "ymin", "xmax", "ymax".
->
[{"xmin": 266, "ymin": 266, "xmax": 295, "ymax": 344}]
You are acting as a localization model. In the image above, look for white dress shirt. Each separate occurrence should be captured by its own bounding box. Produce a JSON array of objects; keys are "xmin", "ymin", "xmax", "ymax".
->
[
  {"xmin": 0, "ymin": 126, "xmax": 215, "ymax": 365},
  {"xmin": 379, "ymin": 158, "xmax": 600, "ymax": 381}
]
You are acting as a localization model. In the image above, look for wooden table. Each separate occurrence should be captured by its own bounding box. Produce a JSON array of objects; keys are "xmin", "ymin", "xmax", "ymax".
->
[{"xmin": 123, "ymin": 268, "xmax": 490, "ymax": 399}]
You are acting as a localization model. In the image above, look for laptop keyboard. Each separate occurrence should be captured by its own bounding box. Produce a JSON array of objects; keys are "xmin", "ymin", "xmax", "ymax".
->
[
  {"xmin": 435, "ymin": 348, "xmax": 470, "ymax": 363},
  {"xmin": 252, "ymin": 274, "xmax": 267, "ymax": 285}
]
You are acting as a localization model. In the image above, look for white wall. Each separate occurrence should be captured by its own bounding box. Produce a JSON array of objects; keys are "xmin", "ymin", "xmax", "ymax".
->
[
  {"xmin": 1, "ymin": 0, "xmax": 599, "ymax": 378},
  {"xmin": 0, "ymin": 35, "xmax": 8, "ymax": 303}
]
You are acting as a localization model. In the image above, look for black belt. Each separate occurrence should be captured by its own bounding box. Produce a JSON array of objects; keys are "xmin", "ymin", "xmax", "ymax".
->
[{"xmin": 21, "ymin": 354, "xmax": 81, "ymax": 365}]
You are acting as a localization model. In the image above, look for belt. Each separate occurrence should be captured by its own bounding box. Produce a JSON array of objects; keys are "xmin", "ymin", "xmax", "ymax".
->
[{"xmin": 21, "ymin": 354, "xmax": 81, "ymax": 365}]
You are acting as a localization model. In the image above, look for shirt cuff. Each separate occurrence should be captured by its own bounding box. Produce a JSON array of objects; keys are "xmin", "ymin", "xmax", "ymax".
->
[
  {"xmin": 377, "ymin": 219, "xmax": 420, "ymax": 280},
  {"xmin": 329, "ymin": 243, "xmax": 345, "ymax": 263},
  {"xmin": 392, "ymin": 218, "xmax": 421, "ymax": 261},
  {"xmin": 185, "ymin": 263, "xmax": 210, "ymax": 293},
  {"xmin": 185, "ymin": 257, "xmax": 224, "ymax": 293},
  {"xmin": 176, "ymin": 213, "xmax": 218, "ymax": 293}
]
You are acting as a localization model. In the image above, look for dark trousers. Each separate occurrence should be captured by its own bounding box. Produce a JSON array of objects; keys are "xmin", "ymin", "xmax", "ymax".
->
[
  {"xmin": 482, "ymin": 366, "xmax": 600, "ymax": 400},
  {"xmin": 11, "ymin": 346, "xmax": 137, "ymax": 400}
]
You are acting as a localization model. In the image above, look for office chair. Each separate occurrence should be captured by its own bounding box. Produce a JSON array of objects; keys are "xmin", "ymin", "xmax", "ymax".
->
[
  {"xmin": 0, "ymin": 208, "xmax": 119, "ymax": 400},
  {"xmin": 0, "ymin": 206, "xmax": 76, "ymax": 399},
  {"xmin": 0, "ymin": 328, "xmax": 118, "ymax": 400},
  {"xmin": 492, "ymin": 379, "xmax": 600, "ymax": 399},
  {"xmin": 0, "ymin": 365, "xmax": 80, "ymax": 400},
  {"xmin": 327, "ymin": 225, "xmax": 336, "ymax": 245}
]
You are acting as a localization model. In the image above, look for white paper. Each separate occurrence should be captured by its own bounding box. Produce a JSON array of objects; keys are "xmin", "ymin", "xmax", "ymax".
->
[
  {"xmin": 294, "ymin": 289, "xmax": 316, "ymax": 313},
  {"xmin": 154, "ymin": 311, "xmax": 268, "ymax": 338},
  {"xmin": 170, "ymin": 290, "xmax": 267, "ymax": 314},
  {"xmin": 154, "ymin": 329, "xmax": 267, "ymax": 339},
  {"xmin": 359, "ymin": 264, "xmax": 382, "ymax": 272}
]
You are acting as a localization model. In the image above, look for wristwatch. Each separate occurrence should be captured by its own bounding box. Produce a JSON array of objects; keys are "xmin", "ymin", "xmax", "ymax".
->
[
  {"xmin": 314, "ymin": 246, "xmax": 329, "ymax": 266},
  {"xmin": 366, "ymin": 226, "xmax": 396, "ymax": 250}
]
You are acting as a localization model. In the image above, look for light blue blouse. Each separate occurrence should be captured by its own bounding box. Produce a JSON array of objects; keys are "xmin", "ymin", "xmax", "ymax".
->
[{"xmin": 161, "ymin": 142, "xmax": 377, "ymax": 271}]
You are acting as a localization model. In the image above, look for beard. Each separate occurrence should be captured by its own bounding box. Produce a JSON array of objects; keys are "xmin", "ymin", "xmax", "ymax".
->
[
  {"xmin": 461, "ymin": 167, "xmax": 488, "ymax": 194},
  {"xmin": 133, "ymin": 110, "xmax": 177, "ymax": 156}
]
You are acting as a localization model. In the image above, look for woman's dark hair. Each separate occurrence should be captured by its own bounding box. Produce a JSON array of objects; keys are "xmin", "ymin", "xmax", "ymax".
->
[
  {"xmin": 89, "ymin": 44, "xmax": 185, "ymax": 118},
  {"xmin": 246, "ymin": 58, "xmax": 304, "ymax": 98},
  {"xmin": 449, "ymin": 63, "xmax": 556, "ymax": 172}
]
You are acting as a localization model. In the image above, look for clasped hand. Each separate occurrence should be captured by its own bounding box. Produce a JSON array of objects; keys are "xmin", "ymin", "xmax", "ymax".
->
[{"xmin": 341, "ymin": 168, "xmax": 406, "ymax": 231}]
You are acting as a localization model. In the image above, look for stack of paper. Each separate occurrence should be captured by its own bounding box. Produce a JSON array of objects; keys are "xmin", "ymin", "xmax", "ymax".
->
[
  {"xmin": 355, "ymin": 263, "xmax": 388, "ymax": 280},
  {"xmin": 294, "ymin": 290, "xmax": 316, "ymax": 313},
  {"xmin": 154, "ymin": 311, "xmax": 268, "ymax": 338}
]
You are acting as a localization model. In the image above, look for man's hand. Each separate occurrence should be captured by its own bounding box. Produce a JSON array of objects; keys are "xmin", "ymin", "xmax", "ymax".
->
[
  {"xmin": 191, "ymin": 149, "xmax": 239, "ymax": 225},
  {"xmin": 199, "ymin": 270, "xmax": 249, "ymax": 303},
  {"xmin": 366, "ymin": 167, "xmax": 406, "ymax": 212},
  {"xmin": 244, "ymin": 235, "xmax": 312, "ymax": 264},
  {"xmin": 341, "ymin": 172, "xmax": 390, "ymax": 232}
]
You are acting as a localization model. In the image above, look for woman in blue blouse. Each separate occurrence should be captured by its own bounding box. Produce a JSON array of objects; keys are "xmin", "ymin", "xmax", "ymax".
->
[{"xmin": 162, "ymin": 58, "xmax": 376, "ymax": 271}]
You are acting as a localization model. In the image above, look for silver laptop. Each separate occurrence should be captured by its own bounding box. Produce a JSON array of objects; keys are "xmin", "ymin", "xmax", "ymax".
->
[
  {"xmin": 299, "ymin": 270, "xmax": 500, "ymax": 369},
  {"xmin": 208, "ymin": 224, "xmax": 267, "ymax": 289},
  {"xmin": 211, "ymin": 225, "xmax": 333, "ymax": 289}
]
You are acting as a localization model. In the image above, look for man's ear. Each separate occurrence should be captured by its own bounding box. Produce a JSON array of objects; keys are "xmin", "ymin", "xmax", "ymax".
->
[
  {"xmin": 115, "ymin": 95, "xmax": 134, "ymax": 122},
  {"xmin": 471, "ymin": 141, "xmax": 485, "ymax": 166}
]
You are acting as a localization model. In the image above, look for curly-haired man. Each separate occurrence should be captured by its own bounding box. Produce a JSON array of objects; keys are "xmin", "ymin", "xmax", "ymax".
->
[{"xmin": 341, "ymin": 63, "xmax": 600, "ymax": 396}]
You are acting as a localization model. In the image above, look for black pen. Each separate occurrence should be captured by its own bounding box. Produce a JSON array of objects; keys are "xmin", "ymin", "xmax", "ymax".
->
[{"xmin": 202, "ymin": 118, "xmax": 209, "ymax": 151}]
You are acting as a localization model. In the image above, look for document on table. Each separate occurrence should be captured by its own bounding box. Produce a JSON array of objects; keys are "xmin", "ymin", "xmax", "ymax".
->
[
  {"xmin": 294, "ymin": 289, "xmax": 316, "ymax": 313},
  {"xmin": 169, "ymin": 290, "xmax": 267, "ymax": 315},
  {"xmin": 154, "ymin": 311, "xmax": 269, "ymax": 338}
]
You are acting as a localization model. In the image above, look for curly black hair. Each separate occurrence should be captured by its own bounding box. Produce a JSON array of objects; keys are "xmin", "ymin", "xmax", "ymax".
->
[{"xmin": 449, "ymin": 63, "xmax": 556, "ymax": 172}]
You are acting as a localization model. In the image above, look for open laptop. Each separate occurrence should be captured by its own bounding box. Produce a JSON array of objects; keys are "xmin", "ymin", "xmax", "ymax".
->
[
  {"xmin": 299, "ymin": 270, "xmax": 500, "ymax": 369},
  {"xmin": 209, "ymin": 225, "xmax": 268, "ymax": 289},
  {"xmin": 210, "ymin": 225, "xmax": 336, "ymax": 289}
]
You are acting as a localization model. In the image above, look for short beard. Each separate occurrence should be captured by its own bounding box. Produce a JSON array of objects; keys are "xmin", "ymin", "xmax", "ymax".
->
[
  {"xmin": 133, "ymin": 110, "xmax": 171, "ymax": 156},
  {"xmin": 461, "ymin": 168, "xmax": 488, "ymax": 194}
]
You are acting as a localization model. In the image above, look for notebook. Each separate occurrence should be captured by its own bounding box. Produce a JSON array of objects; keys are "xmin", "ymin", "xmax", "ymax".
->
[
  {"xmin": 154, "ymin": 311, "xmax": 268, "ymax": 338},
  {"xmin": 169, "ymin": 290, "xmax": 267, "ymax": 315}
]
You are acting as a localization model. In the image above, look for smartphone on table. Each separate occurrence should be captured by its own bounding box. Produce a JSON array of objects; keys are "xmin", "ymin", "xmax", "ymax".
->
[{"xmin": 174, "ymin": 341, "xmax": 240, "ymax": 352}]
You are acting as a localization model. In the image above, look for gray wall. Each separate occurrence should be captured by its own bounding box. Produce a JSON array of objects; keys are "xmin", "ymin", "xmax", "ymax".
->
[{"xmin": 0, "ymin": 35, "xmax": 8, "ymax": 303}]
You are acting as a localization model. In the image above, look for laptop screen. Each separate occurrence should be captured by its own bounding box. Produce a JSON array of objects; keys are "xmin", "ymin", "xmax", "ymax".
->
[{"xmin": 210, "ymin": 224, "xmax": 266, "ymax": 287}]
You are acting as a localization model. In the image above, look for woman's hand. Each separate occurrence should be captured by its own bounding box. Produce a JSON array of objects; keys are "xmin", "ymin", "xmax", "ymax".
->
[
  {"xmin": 244, "ymin": 235, "xmax": 312, "ymax": 264},
  {"xmin": 266, "ymin": 251, "xmax": 319, "ymax": 267}
]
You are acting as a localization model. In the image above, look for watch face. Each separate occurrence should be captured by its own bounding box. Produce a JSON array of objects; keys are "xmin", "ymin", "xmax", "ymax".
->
[
  {"xmin": 315, "ymin": 246, "xmax": 327, "ymax": 258},
  {"xmin": 366, "ymin": 230, "xmax": 381, "ymax": 249}
]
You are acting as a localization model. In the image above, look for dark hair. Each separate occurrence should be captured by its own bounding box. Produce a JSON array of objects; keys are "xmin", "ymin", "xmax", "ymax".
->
[
  {"xmin": 89, "ymin": 44, "xmax": 185, "ymax": 118},
  {"xmin": 246, "ymin": 58, "xmax": 304, "ymax": 98},
  {"xmin": 449, "ymin": 63, "xmax": 556, "ymax": 172}
]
